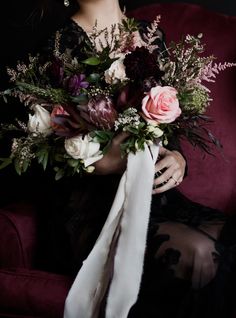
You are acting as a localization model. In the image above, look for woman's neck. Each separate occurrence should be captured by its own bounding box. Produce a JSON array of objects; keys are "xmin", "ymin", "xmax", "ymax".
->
[{"xmin": 73, "ymin": 0, "xmax": 124, "ymax": 32}]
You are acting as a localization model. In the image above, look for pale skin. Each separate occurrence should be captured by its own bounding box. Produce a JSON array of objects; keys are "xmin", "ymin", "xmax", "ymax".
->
[{"xmin": 75, "ymin": 0, "xmax": 186, "ymax": 193}]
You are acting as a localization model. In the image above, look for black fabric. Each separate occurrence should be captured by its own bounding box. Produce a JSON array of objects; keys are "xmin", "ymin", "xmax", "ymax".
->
[{"xmin": 17, "ymin": 19, "xmax": 236, "ymax": 318}]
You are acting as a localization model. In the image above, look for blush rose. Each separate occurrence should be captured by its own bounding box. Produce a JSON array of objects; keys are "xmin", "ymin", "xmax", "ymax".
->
[{"xmin": 142, "ymin": 86, "xmax": 181, "ymax": 124}]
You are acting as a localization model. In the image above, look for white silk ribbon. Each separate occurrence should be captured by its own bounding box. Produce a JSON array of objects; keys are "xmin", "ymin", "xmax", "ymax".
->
[{"xmin": 64, "ymin": 143, "xmax": 159, "ymax": 318}]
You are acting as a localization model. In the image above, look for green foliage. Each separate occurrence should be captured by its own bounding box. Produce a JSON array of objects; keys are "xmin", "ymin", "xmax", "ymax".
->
[
  {"xmin": 82, "ymin": 56, "xmax": 101, "ymax": 66},
  {"xmin": 0, "ymin": 158, "xmax": 12, "ymax": 170},
  {"xmin": 90, "ymin": 130, "xmax": 114, "ymax": 154},
  {"xmin": 121, "ymin": 18, "xmax": 139, "ymax": 33}
]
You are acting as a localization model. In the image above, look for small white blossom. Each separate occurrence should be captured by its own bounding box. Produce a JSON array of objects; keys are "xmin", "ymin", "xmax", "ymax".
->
[
  {"xmin": 114, "ymin": 108, "xmax": 141, "ymax": 131},
  {"xmin": 146, "ymin": 124, "xmax": 163, "ymax": 138}
]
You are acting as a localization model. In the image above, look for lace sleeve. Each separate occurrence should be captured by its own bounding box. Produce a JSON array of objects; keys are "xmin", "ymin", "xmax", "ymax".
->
[{"xmin": 40, "ymin": 19, "xmax": 90, "ymax": 59}]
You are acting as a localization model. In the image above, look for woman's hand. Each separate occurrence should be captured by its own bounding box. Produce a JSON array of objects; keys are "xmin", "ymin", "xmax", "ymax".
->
[
  {"xmin": 94, "ymin": 132, "xmax": 129, "ymax": 175},
  {"xmin": 153, "ymin": 146, "xmax": 186, "ymax": 194}
]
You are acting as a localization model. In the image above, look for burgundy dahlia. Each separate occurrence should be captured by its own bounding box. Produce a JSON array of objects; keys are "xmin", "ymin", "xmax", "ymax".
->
[
  {"xmin": 123, "ymin": 47, "xmax": 164, "ymax": 81},
  {"xmin": 87, "ymin": 95, "xmax": 118, "ymax": 130}
]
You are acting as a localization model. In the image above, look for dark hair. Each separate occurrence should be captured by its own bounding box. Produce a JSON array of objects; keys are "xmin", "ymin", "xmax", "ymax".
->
[
  {"xmin": 39, "ymin": 0, "xmax": 127, "ymax": 21},
  {"xmin": 40, "ymin": 0, "xmax": 78, "ymax": 18},
  {"xmin": 40, "ymin": 0, "xmax": 126, "ymax": 13}
]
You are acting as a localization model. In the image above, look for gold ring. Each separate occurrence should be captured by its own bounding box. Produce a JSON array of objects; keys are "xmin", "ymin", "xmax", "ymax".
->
[{"xmin": 171, "ymin": 176, "xmax": 179, "ymax": 185}]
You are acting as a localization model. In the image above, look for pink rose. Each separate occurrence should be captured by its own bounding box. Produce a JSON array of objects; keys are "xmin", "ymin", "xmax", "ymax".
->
[{"xmin": 142, "ymin": 86, "xmax": 181, "ymax": 124}]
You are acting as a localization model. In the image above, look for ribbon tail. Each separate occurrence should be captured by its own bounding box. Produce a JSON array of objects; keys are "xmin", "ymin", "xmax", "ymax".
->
[
  {"xmin": 105, "ymin": 144, "xmax": 159, "ymax": 318},
  {"xmin": 64, "ymin": 174, "xmax": 127, "ymax": 318},
  {"xmin": 64, "ymin": 143, "xmax": 159, "ymax": 318}
]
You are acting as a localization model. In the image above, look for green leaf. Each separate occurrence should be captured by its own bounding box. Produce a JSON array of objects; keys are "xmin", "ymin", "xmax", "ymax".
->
[
  {"xmin": 92, "ymin": 130, "xmax": 114, "ymax": 144},
  {"xmin": 71, "ymin": 94, "xmax": 88, "ymax": 104},
  {"xmin": 82, "ymin": 57, "xmax": 101, "ymax": 66},
  {"xmin": 87, "ymin": 73, "xmax": 100, "ymax": 83},
  {"xmin": 37, "ymin": 148, "xmax": 49, "ymax": 170},
  {"xmin": 54, "ymin": 153, "xmax": 66, "ymax": 162},
  {"xmin": 14, "ymin": 160, "xmax": 22, "ymax": 175},
  {"xmin": 126, "ymin": 126, "xmax": 139, "ymax": 135},
  {"xmin": 55, "ymin": 168, "xmax": 65, "ymax": 181},
  {"xmin": 0, "ymin": 158, "xmax": 12, "ymax": 169},
  {"xmin": 42, "ymin": 151, "xmax": 49, "ymax": 170},
  {"xmin": 3, "ymin": 95, "xmax": 8, "ymax": 103},
  {"xmin": 67, "ymin": 158, "xmax": 78, "ymax": 168},
  {"xmin": 22, "ymin": 160, "xmax": 30, "ymax": 173}
]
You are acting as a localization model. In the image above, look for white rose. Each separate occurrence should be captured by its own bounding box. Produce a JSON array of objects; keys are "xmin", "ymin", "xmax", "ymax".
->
[
  {"xmin": 64, "ymin": 134, "xmax": 103, "ymax": 167},
  {"xmin": 104, "ymin": 57, "xmax": 128, "ymax": 84},
  {"xmin": 28, "ymin": 104, "xmax": 52, "ymax": 136}
]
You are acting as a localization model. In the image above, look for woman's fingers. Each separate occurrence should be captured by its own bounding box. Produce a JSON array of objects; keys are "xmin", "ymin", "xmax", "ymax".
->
[
  {"xmin": 153, "ymin": 176, "xmax": 177, "ymax": 194},
  {"xmin": 153, "ymin": 147, "xmax": 186, "ymax": 194},
  {"xmin": 94, "ymin": 132, "xmax": 129, "ymax": 175}
]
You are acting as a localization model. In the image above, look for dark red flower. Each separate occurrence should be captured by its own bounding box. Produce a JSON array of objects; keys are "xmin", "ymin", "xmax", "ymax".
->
[{"xmin": 123, "ymin": 47, "xmax": 164, "ymax": 81}]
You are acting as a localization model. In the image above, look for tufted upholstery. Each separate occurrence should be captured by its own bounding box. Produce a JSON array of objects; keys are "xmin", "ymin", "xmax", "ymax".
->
[{"xmin": 0, "ymin": 3, "xmax": 235, "ymax": 318}]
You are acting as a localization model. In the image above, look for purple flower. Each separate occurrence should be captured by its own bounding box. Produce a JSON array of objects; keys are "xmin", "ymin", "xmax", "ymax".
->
[
  {"xmin": 64, "ymin": 74, "xmax": 89, "ymax": 96},
  {"xmin": 88, "ymin": 95, "xmax": 118, "ymax": 130}
]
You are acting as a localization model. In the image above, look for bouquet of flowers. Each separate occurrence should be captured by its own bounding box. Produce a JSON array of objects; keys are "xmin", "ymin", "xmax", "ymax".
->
[{"xmin": 1, "ymin": 16, "xmax": 235, "ymax": 179}]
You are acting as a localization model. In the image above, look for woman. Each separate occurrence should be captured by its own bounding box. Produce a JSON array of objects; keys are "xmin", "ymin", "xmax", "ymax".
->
[{"xmin": 39, "ymin": 0, "xmax": 236, "ymax": 317}]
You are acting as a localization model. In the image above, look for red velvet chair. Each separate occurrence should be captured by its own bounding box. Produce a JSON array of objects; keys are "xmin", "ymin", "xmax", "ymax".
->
[{"xmin": 0, "ymin": 3, "xmax": 236, "ymax": 318}]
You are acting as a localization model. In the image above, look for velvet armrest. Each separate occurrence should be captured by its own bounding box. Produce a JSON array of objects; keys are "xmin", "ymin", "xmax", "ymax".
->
[
  {"xmin": 0, "ymin": 202, "xmax": 38, "ymax": 268},
  {"xmin": 0, "ymin": 268, "xmax": 72, "ymax": 318}
]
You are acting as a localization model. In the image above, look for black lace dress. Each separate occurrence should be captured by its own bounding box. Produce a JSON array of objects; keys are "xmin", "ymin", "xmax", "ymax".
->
[{"xmin": 40, "ymin": 19, "xmax": 236, "ymax": 318}]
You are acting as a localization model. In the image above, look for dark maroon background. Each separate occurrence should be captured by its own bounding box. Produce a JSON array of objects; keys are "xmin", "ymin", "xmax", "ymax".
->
[{"xmin": 127, "ymin": 0, "xmax": 236, "ymax": 16}]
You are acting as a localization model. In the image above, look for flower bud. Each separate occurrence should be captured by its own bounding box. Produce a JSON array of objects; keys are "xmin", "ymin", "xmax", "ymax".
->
[{"xmin": 88, "ymin": 95, "xmax": 118, "ymax": 130}]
